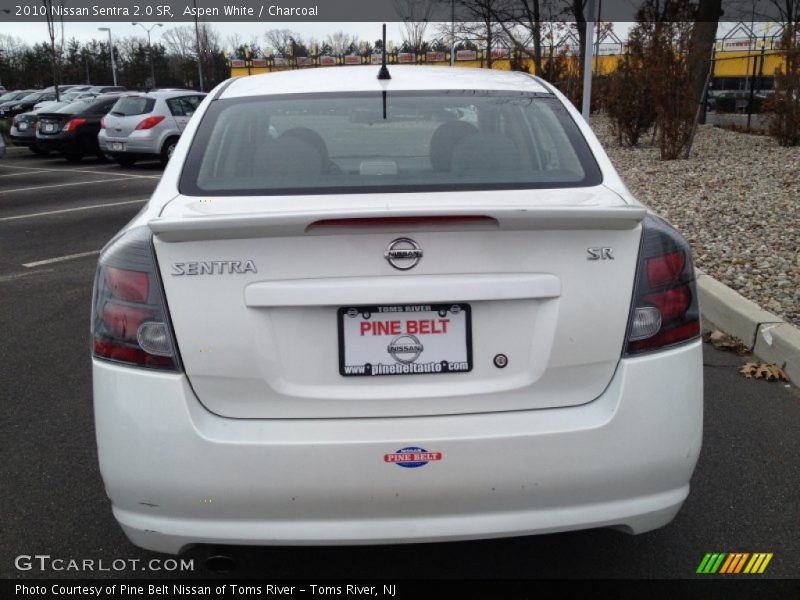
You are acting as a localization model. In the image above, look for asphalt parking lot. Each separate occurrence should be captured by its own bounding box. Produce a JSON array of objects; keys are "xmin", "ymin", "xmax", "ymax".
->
[{"xmin": 1, "ymin": 145, "xmax": 799, "ymax": 580}]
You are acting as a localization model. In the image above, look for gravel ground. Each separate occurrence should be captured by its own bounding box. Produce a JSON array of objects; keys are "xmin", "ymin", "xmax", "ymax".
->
[{"xmin": 594, "ymin": 117, "xmax": 800, "ymax": 328}]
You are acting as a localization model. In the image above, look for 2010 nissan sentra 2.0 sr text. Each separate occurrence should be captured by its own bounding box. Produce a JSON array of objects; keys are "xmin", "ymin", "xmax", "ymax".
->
[{"xmin": 91, "ymin": 65, "xmax": 702, "ymax": 555}]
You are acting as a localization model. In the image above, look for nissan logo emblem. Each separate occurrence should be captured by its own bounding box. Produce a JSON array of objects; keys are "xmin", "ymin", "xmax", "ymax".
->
[
  {"xmin": 387, "ymin": 334, "xmax": 424, "ymax": 364},
  {"xmin": 384, "ymin": 238, "xmax": 423, "ymax": 270}
]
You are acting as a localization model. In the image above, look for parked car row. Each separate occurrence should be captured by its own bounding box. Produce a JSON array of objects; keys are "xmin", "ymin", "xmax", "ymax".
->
[
  {"xmin": 5, "ymin": 88, "xmax": 206, "ymax": 166},
  {"xmin": 0, "ymin": 85, "xmax": 127, "ymax": 119}
]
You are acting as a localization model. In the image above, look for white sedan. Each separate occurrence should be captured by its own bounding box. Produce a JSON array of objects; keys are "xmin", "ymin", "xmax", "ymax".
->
[{"xmin": 91, "ymin": 66, "xmax": 703, "ymax": 554}]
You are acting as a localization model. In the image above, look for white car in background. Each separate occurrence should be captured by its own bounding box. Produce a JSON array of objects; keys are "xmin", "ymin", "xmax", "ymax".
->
[
  {"xmin": 98, "ymin": 90, "xmax": 206, "ymax": 167},
  {"xmin": 91, "ymin": 66, "xmax": 703, "ymax": 555}
]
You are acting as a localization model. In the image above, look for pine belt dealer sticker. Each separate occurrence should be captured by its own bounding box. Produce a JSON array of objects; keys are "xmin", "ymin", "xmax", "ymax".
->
[{"xmin": 384, "ymin": 447, "xmax": 443, "ymax": 468}]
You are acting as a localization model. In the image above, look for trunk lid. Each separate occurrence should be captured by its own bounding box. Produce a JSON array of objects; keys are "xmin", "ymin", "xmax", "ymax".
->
[
  {"xmin": 105, "ymin": 96, "xmax": 161, "ymax": 137},
  {"xmin": 37, "ymin": 113, "xmax": 71, "ymax": 135},
  {"xmin": 152, "ymin": 188, "xmax": 644, "ymax": 418}
]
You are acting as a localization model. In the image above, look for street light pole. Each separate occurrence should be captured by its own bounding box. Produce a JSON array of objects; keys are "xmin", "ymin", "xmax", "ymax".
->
[
  {"xmin": 450, "ymin": 0, "xmax": 455, "ymax": 67},
  {"xmin": 98, "ymin": 27, "xmax": 118, "ymax": 86},
  {"xmin": 132, "ymin": 22, "xmax": 163, "ymax": 89},
  {"xmin": 581, "ymin": 0, "xmax": 596, "ymax": 121},
  {"xmin": 192, "ymin": 0, "xmax": 205, "ymax": 92}
]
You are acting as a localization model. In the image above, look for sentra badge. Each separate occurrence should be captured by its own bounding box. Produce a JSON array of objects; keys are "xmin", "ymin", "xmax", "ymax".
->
[{"xmin": 171, "ymin": 260, "xmax": 257, "ymax": 276}]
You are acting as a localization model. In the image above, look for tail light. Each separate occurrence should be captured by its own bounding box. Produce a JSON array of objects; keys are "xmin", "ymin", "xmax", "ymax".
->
[
  {"xmin": 135, "ymin": 115, "xmax": 165, "ymax": 130},
  {"xmin": 624, "ymin": 215, "xmax": 700, "ymax": 355},
  {"xmin": 91, "ymin": 227, "xmax": 180, "ymax": 370},
  {"xmin": 33, "ymin": 120, "xmax": 39, "ymax": 130},
  {"xmin": 100, "ymin": 116, "xmax": 106, "ymax": 129},
  {"xmin": 63, "ymin": 118, "xmax": 86, "ymax": 132}
]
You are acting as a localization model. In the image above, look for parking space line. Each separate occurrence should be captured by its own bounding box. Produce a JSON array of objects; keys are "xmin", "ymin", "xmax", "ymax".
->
[
  {"xmin": 0, "ymin": 178, "xmax": 147, "ymax": 195},
  {"xmin": 0, "ymin": 198, "xmax": 147, "ymax": 222},
  {"xmin": 23, "ymin": 250, "xmax": 100, "ymax": 268},
  {"xmin": 0, "ymin": 268, "xmax": 55, "ymax": 282},
  {"xmin": 0, "ymin": 164, "xmax": 161, "ymax": 180}
]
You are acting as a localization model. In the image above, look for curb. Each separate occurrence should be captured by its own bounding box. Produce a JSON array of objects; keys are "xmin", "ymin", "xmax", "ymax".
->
[{"xmin": 696, "ymin": 269, "xmax": 799, "ymax": 384}]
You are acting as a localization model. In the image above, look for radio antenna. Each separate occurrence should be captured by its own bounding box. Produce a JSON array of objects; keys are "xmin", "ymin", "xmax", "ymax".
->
[{"xmin": 377, "ymin": 23, "xmax": 391, "ymax": 80}]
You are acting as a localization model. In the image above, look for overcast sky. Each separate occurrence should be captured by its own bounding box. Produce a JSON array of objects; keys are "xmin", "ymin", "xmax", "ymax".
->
[
  {"xmin": 6, "ymin": 22, "xmax": 411, "ymax": 47},
  {"xmin": 4, "ymin": 21, "xmax": 768, "ymax": 49}
]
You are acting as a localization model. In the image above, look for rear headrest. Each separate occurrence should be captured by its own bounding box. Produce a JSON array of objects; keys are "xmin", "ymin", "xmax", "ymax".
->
[
  {"xmin": 279, "ymin": 128, "xmax": 329, "ymax": 163},
  {"xmin": 429, "ymin": 120, "xmax": 479, "ymax": 172},
  {"xmin": 253, "ymin": 136, "xmax": 323, "ymax": 182},
  {"xmin": 451, "ymin": 133, "xmax": 521, "ymax": 173}
]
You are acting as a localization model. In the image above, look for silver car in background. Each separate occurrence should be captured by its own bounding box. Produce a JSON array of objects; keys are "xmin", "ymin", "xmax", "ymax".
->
[{"xmin": 99, "ymin": 90, "xmax": 206, "ymax": 167}]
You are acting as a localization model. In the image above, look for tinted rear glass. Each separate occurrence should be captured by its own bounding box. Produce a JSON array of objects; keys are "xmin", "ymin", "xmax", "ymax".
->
[
  {"xmin": 110, "ymin": 96, "xmax": 156, "ymax": 116},
  {"xmin": 20, "ymin": 92, "xmax": 43, "ymax": 102},
  {"xmin": 55, "ymin": 99, "xmax": 93, "ymax": 113},
  {"xmin": 180, "ymin": 91, "xmax": 601, "ymax": 196}
]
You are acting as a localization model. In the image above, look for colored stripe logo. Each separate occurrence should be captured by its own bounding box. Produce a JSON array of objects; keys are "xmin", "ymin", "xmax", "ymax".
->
[{"xmin": 696, "ymin": 553, "xmax": 773, "ymax": 574}]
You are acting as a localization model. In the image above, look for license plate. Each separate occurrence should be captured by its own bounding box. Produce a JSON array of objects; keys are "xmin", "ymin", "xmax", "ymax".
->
[
  {"xmin": 111, "ymin": 142, "xmax": 125, "ymax": 152},
  {"xmin": 338, "ymin": 304, "xmax": 472, "ymax": 377},
  {"xmin": 43, "ymin": 123, "xmax": 55, "ymax": 133},
  {"xmin": 18, "ymin": 122, "xmax": 28, "ymax": 131}
]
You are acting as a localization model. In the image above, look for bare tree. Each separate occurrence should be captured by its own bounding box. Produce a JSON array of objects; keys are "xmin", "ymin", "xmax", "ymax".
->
[
  {"xmin": 682, "ymin": 0, "xmax": 723, "ymax": 156},
  {"xmin": 162, "ymin": 26, "xmax": 197, "ymax": 60},
  {"xmin": 395, "ymin": 0, "xmax": 433, "ymax": 53},
  {"xmin": 765, "ymin": 0, "xmax": 800, "ymax": 144},
  {"xmin": 437, "ymin": 0, "xmax": 507, "ymax": 67},
  {"xmin": 225, "ymin": 33, "xmax": 243, "ymax": 55},
  {"xmin": 264, "ymin": 29, "xmax": 301, "ymax": 56},
  {"xmin": 325, "ymin": 31, "xmax": 359, "ymax": 55},
  {"xmin": 568, "ymin": 0, "xmax": 588, "ymax": 80},
  {"xmin": 492, "ymin": 0, "xmax": 545, "ymax": 74},
  {"xmin": 41, "ymin": 0, "xmax": 61, "ymax": 100}
]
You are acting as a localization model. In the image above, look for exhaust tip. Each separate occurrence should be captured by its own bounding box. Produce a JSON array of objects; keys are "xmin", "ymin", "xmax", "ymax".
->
[{"xmin": 205, "ymin": 553, "xmax": 237, "ymax": 573}]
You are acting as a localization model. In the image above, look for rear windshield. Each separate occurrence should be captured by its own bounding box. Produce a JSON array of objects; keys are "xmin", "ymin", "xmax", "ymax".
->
[
  {"xmin": 110, "ymin": 96, "xmax": 156, "ymax": 116},
  {"xmin": 180, "ymin": 91, "xmax": 601, "ymax": 196},
  {"xmin": 20, "ymin": 92, "xmax": 44, "ymax": 102},
  {"xmin": 55, "ymin": 99, "xmax": 92, "ymax": 113}
]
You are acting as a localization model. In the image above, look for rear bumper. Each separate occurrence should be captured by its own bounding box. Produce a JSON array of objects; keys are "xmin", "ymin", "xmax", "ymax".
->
[
  {"xmin": 36, "ymin": 132, "xmax": 78, "ymax": 153},
  {"xmin": 98, "ymin": 131, "xmax": 163, "ymax": 156},
  {"xmin": 93, "ymin": 340, "xmax": 703, "ymax": 554},
  {"xmin": 9, "ymin": 128, "xmax": 36, "ymax": 146}
]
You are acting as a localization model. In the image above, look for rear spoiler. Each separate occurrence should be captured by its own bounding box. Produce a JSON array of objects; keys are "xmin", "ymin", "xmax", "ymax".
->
[{"xmin": 149, "ymin": 205, "xmax": 647, "ymax": 243}]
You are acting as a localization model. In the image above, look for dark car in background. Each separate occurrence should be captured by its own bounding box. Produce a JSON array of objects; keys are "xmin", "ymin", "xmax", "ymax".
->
[
  {"xmin": 9, "ymin": 110, "xmax": 49, "ymax": 154},
  {"xmin": 88, "ymin": 85, "xmax": 127, "ymax": 94},
  {"xmin": 0, "ymin": 91, "xmax": 57, "ymax": 119},
  {"xmin": 35, "ymin": 95, "xmax": 120, "ymax": 162},
  {"xmin": 0, "ymin": 90, "xmax": 33, "ymax": 105},
  {"xmin": 0, "ymin": 90, "xmax": 36, "ymax": 116}
]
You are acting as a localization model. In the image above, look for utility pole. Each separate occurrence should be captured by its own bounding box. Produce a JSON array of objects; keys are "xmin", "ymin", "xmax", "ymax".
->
[
  {"xmin": 450, "ymin": 0, "xmax": 455, "ymax": 67},
  {"xmin": 192, "ymin": 0, "xmax": 205, "ymax": 92},
  {"xmin": 581, "ymin": 0, "xmax": 596, "ymax": 120},
  {"xmin": 132, "ymin": 22, "xmax": 163, "ymax": 89},
  {"xmin": 98, "ymin": 27, "xmax": 118, "ymax": 86}
]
